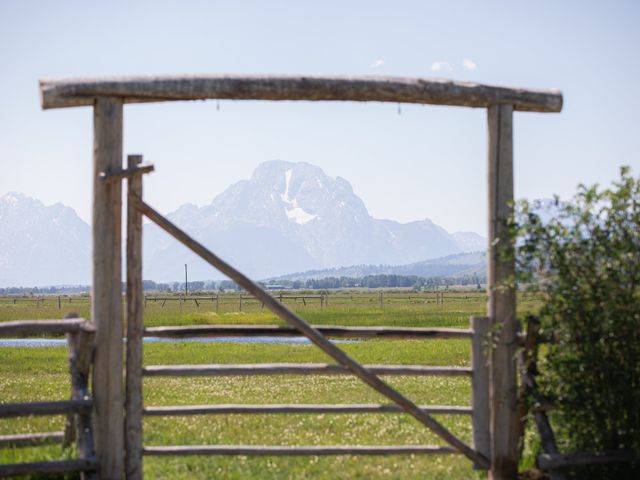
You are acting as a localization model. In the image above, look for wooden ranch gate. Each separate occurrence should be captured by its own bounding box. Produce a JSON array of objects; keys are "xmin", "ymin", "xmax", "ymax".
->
[{"xmin": 38, "ymin": 75, "xmax": 562, "ymax": 479}]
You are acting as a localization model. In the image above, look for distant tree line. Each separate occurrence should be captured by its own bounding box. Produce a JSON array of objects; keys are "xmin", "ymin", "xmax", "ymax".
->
[
  {"xmin": 0, "ymin": 285, "xmax": 90, "ymax": 295},
  {"xmin": 1, "ymin": 274, "xmax": 485, "ymax": 295},
  {"xmin": 264, "ymin": 274, "xmax": 485, "ymax": 291}
]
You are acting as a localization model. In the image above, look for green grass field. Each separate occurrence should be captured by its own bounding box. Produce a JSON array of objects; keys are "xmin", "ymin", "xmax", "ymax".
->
[{"xmin": 0, "ymin": 291, "xmax": 542, "ymax": 479}]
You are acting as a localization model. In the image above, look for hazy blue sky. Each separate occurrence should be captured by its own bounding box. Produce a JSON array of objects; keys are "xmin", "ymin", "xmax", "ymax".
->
[{"xmin": 1, "ymin": 1, "xmax": 639, "ymax": 234}]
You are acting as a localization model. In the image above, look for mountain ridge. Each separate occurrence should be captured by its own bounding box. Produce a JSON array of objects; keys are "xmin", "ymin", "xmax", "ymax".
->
[{"xmin": 1, "ymin": 161, "xmax": 487, "ymax": 286}]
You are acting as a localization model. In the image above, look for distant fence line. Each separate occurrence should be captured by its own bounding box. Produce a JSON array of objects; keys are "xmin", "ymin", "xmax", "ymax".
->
[{"xmin": 1, "ymin": 291, "xmax": 455, "ymax": 311}]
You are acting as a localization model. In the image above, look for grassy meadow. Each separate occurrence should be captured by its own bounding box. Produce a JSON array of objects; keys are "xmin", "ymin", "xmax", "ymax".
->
[{"xmin": 0, "ymin": 291, "xmax": 542, "ymax": 479}]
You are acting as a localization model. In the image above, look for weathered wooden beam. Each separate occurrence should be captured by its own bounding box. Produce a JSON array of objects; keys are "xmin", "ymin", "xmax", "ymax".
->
[
  {"xmin": 132, "ymin": 198, "xmax": 489, "ymax": 469},
  {"xmin": 144, "ymin": 325, "xmax": 473, "ymax": 339},
  {"xmin": 0, "ymin": 400, "xmax": 92, "ymax": 418},
  {"xmin": 0, "ymin": 318, "xmax": 88, "ymax": 336},
  {"xmin": 0, "ymin": 431, "xmax": 64, "ymax": 448},
  {"xmin": 487, "ymin": 104, "xmax": 518, "ymax": 479},
  {"xmin": 143, "ymin": 445, "xmax": 459, "ymax": 457},
  {"xmin": 0, "ymin": 458, "xmax": 98, "ymax": 477},
  {"xmin": 538, "ymin": 451, "xmax": 637, "ymax": 470},
  {"xmin": 126, "ymin": 154, "xmax": 145, "ymax": 480},
  {"xmin": 143, "ymin": 404, "xmax": 473, "ymax": 416},
  {"xmin": 470, "ymin": 316, "xmax": 491, "ymax": 469},
  {"xmin": 143, "ymin": 363, "xmax": 472, "ymax": 377},
  {"xmin": 40, "ymin": 74, "xmax": 563, "ymax": 112},
  {"xmin": 92, "ymin": 96, "xmax": 124, "ymax": 479},
  {"xmin": 65, "ymin": 314, "xmax": 96, "ymax": 479}
]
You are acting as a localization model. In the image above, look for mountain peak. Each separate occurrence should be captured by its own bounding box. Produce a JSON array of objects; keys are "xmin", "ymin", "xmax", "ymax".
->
[
  {"xmin": 1, "ymin": 191, "xmax": 43, "ymax": 208},
  {"xmin": 143, "ymin": 161, "xmax": 486, "ymax": 280}
]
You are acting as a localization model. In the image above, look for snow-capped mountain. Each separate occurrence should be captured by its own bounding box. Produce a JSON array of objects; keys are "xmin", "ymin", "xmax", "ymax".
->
[
  {"xmin": 0, "ymin": 161, "xmax": 488, "ymax": 286},
  {"xmin": 0, "ymin": 192, "xmax": 91, "ymax": 287},
  {"xmin": 143, "ymin": 161, "xmax": 485, "ymax": 280}
]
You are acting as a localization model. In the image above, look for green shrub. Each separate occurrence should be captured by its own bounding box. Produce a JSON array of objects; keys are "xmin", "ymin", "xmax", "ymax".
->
[{"xmin": 513, "ymin": 167, "xmax": 640, "ymax": 479}]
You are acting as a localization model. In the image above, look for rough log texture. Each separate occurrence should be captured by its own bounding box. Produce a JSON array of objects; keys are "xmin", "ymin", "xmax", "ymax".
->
[
  {"xmin": 144, "ymin": 325, "xmax": 472, "ymax": 339},
  {"xmin": 143, "ymin": 363, "xmax": 472, "ymax": 377},
  {"xmin": 125, "ymin": 154, "xmax": 144, "ymax": 480},
  {"xmin": 0, "ymin": 400, "xmax": 92, "ymax": 418},
  {"xmin": 0, "ymin": 458, "xmax": 98, "ymax": 477},
  {"xmin": 143, "ymin": 445, "xmax": 459, "ymax": 457},
  {"xmin": 471, "ymin": 316, "xmax": 491, "ymax": 469},
  {"xmin": 0, "ymin": 432, "xmax": 64, "ymax": 448},
  {"xmin": 133, "ymin": 198, "xmax": 489, "ymax": 469},
  {"xmin": 40, "ymin": 75, "xmax": 562, "ymax": 112},
  {"xmin": 92, "ymin": 96, "xmax": 124, "ymax": 479},
  {"xmin": 0, "ymin": 318, "xmax": 88, "ymax": 336},
  {"xmin": 487, "ymin": 104, "xmax": 518, "ymax": 479},
  {"xmin": 143, "ymin": 404, "xmax": 472, "ymax": 416},
  {"xmin": 65, "ymin": 317, "xmax": 96, "ymax": 479}
]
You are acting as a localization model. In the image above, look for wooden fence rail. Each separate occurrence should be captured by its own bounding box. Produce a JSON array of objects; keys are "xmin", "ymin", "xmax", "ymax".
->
[
  {"xmin": 143, "ymin": 363, "xmax": 473, "ymax": 377},
  {"xmin": 0, "ymin": 318, "xmax": 91, "ymax": 335},
  {"xmin": 0, "ymin": 400, "xmax": 92, "ymax": 419},
  {"xmin": 0, "ymin": 317, "xmax": 97, "ymax": 478},
  {"xmin": 143, "ymin": 404, "xmax": 473, "ymax": 416},
  {"xmin": 0, "ymin": 432, "xmax": 65, "ymax": 448},
  {"xmin": 144, "ymin": 325, "xmax": 472, "ymax": 339},
  {"xmin": 143, "ymin": 445, "xmax": 460, "ymax": 457},
  {"xmin": 0, "ymin": 458, "xmax": 98, "ymax": 478}
]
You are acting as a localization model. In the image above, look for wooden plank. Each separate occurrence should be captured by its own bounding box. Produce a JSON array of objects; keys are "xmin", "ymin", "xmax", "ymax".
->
[
  {"xmin": 144, "ymin": 325, "xmax": 473, "ymax": 339},
  {"xmin": 92, "ymin": 96, "xmax": 124, "ymax": 479},
  {"xmin": 143, "ymin": 363, "xmax": 472, "ymax": 377},
  {"xmin": 0, "ymin": 400, "xmax": 92, "ymax": 418},
  {"xmin": 487, "ymin": 104, "xmax": 518, "ymax": 479},
  {"xmin": 470, "ymin": 316, "xmax": 490, "ymax": 468},
  {"xmin": 40, "ymin": 74, "xmax": 563, "ymax": 112},
  {"xmin": 133, "ymin": 198, "xmax": 488, "ymax": 468},
  {"xmin": 0, "ymin": 318, "xmax": 87, "ymax": 336},
  {"xmin": 143, "ymin": 404, "xmax": 472, "ymax": 416},
  {"xmin": 66, "ymin": 315, "xmax": 96, "ymax": 479},
  {"xmin": 143, "ymin": 445, "xmax": 459, "ymax": 457},
  {"xmin": 0, "ymin": 458, "xmax": 98, "ymax": 477},
  {"xmin": 538, "ymin": 451, "xmax": 637, "ymax": 470},
  {"xmin": 0, "ymin": 431, "xmax": 64, "ymax": 448},
  {"xmin": 126, "ymin": 154, "xmax": 145, "ymax": 480}
]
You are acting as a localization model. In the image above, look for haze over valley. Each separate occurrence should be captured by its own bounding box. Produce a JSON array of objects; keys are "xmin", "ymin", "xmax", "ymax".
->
[{"xmin": 0, "ymin": 161, "xmax": 486, "ymax": 287}]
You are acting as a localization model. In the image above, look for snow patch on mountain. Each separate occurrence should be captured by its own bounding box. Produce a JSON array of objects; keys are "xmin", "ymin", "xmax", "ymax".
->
[{"xmin": 280, "ymin": 169, "xmax": 318, "ymax": 224}]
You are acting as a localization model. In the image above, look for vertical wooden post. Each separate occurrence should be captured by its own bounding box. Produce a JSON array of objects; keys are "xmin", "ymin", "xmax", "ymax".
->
[
  {"xmin": 239, "ymin": 293, "xmax": 243, "ymax": 312},
  {"xmin": 58, "ymin": 296, "xmax": 61, "ymax": 309},
  {"xmin": 66, "ymin": 316, "xmax": 96, "ymax": 479},
  {"xmin": 487, "ymin": 104, "xmax": 517, "ymax": 479},
  {"xmin": 92, "ymin": 96, "xmax": 124, "ymax": 479},
  {"xmin": 471, "ymin": 315, "xmax": 491, "ymax": 468},
  {"xmin": 126, "ymin": 155, "xmax": 144, "ymax": 480}
]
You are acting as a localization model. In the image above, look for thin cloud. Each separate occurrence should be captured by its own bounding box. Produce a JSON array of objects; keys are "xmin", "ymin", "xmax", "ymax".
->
[
  {"xmin": 430, "ymin": 61, "xmax": 453, "ymax": 72},
  {"xmin": 370, "ymin": 59, "xmax": 385, "ymax": 68},
  {"xmin": 462, "ymin": 58, "xmax": 477, "ymax": 71}
]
